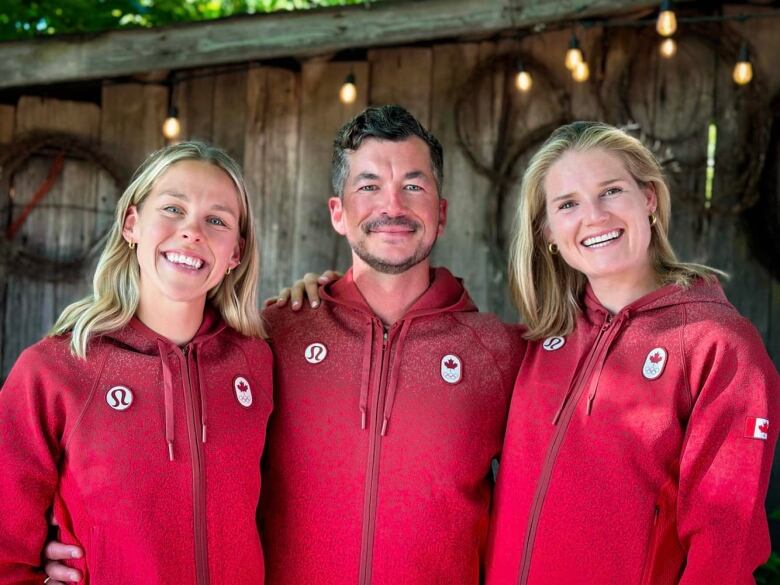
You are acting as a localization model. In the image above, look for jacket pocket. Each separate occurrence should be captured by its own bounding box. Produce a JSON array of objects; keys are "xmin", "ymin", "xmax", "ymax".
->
[
  {"xmin": 86, "ymin": 525, "xmax": 122, "ymax": 584},
  {"xmin": 639, "ymin": 479, "xmax": 684, "ymax": 585}
]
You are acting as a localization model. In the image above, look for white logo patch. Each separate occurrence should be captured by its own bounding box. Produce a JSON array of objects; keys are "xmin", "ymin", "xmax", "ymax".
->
[
  {"xmin": 304, "ymin": 342, "xmax": 328, "ymax": 364},
  {"xmin": 440, "ymin": 354, "xmax": 462, "ymax": 384},
  {"xmin": 106, "ymin": 386, "xmax": 133, "ymax": 411},
  {"xmin": 642, "ymin": 347, "xmax": 668, "ymax": 380},
  {"xmin": 234, "ymin": 376, "xmax": 253, "ymax": 407},
  {"xmin": 542, "ymin": 336, "xmax": 566, "ymax": 351}
]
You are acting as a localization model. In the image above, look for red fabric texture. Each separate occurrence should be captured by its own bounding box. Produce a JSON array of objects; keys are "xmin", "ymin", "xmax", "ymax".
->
[
  {"xmin": 485, "ymin": 279, "xmax": 779, "ymax": 585},
  {"xmin": 261, "ymin": 267, "xmax": 525, "ymax": 585},
  {"xmin": 0, "ymin": 310, "xmax": 273, "ymax": 585}
]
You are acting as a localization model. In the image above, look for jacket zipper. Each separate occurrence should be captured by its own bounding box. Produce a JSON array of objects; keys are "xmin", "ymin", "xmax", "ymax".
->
[
  {"xmin": 179, "ymin": 345, "xmax": 210, "ymax": 585},
  {"xmin": 517, "ymin": 314, "xmax": 616, "ymax": 585},
  {"xmin": 359, "ymin": 324, "xmax": 391, "ymax": 585}
]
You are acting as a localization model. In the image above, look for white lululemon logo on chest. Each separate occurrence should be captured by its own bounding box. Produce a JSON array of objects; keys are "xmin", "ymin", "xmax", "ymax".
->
[
  {"xmin": 304, "ymin": 342, "xmax": 327, "ymax": 364},
  {"xmin": 441, "ymin": 354, "xmax": 462, "ymax": 384},
  {"xmin": 642, "ymin": 347, "xmax": 668, "ymax": 380},
  {"xmin": 106, "ymin": 386, "xmax": 133, "ymax": 411},
  {"xmin": 234, "ymin": 376, "xmax": 253, "ymax": 407},
  {"xmin": 542, "ymin": 336, "xmax": 566, "ymax": 351}
]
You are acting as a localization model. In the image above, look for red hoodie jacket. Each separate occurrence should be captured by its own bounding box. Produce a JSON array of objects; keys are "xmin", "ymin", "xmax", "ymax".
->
[
  {"xmin": 0, "ymin": 310, "xmax": 273, "ymax": 585},
  {"xmin": 486, "ymin": 280, "xmax": 779, "ymax": 585},
  {"xmin": 261, "ymin": 267, "xmax": 525, "ymax": 585}
]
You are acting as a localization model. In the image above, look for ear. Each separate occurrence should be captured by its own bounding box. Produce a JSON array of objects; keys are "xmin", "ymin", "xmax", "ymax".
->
[
  {"xmin": 122, "ymin": 205, "xmax": 139, "ymax": 244},
  {"xmin": 228, "ymin": 236, "xmax": 244, "ymax": 270},
  {"xmin": 437, "ymin": 198, "xmax": 448, "ymax": 235},
  {"xmin": 328, "ymin": 196, "xmax": 347, "ymax": 236},
  {"xmin": 643, "ymin": 182, "xmax": 658, "ymax": 214}
]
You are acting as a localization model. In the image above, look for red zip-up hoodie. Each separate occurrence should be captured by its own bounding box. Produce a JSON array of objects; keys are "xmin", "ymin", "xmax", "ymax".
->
[
  {"xmin": 261, "ymin": 267, "xmax": 525, "ymax": 585},
  {"xmin": 486, "ymin": 279, "xmax": 779, "ymax": 585},
  {"xmin": 0, "ymin": 310, "xmax": 273, "ymax": 585}
]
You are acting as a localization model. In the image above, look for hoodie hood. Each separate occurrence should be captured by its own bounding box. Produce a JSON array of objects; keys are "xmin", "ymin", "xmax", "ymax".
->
[
  {"xmin": 320, "ymin": 266, "xmax": 477, "ymax": 320},
  {"xmin": 103, "ymin": 306, "xmax": 226, "ymax": 460}
]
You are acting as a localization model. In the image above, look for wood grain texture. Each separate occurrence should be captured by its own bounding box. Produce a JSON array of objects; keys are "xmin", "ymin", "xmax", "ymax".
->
[
  {"xmin": 0, "ymin": 0, "xmax": 664, "ymax": 89},
  {"xmin": 243, "ymin": 66, "xmax": 300, "ymax": 303},
  {"xmin": 292, "ymin": 60, "xmax": 368, "ymax": 277},
  {"xmin": 368, "ymin": 47, "xmax": 433, "ymax": 127}
]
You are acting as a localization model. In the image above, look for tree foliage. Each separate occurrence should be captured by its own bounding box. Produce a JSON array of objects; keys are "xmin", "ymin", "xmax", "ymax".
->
[{"xmin": 0, "ymin": 0, "xmax": 367, "ymax": 41}]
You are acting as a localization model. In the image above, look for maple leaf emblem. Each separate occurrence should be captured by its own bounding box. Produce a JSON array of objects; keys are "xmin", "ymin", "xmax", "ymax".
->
[
  {"xmin": 237, "ymin": 380, "xmax": 249, "ymax": 393},
  {"xmin": 444, "ymin": 358, "xmax": 458, "ymax": 370},
  {"xmin": 649, "ymin": 352, "xmax": 663, "ymax": 364},
  {"xmin": 759, "ymin": 421, "xmax": 769, "ymax": 434}
]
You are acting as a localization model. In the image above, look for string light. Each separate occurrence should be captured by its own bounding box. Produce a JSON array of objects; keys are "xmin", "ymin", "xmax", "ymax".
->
[
  {"xmin": 656, "ymin": 0, "xmax": 677, "ymax": 37},
  {"xmin": 515, "ymin": 60, "xmax": 532, "ymax": 92},
  {"xmin": 732, "ymin": 42, "xmax": 753, "ymax": 85},
  {"xmin": 572, "ymin": 55, "xmax": 590, "ymax": 82},
  {"xmin": 339, "ymin": 73, "xmax": 357, "ymax": 104},
  {"xmin": 162, "ymin": 107, "xmax": 181, "ymax": 141},
  {"xmin": 565, "ymin": 34, "xmax": 583, "ymax": 71},
  {"xmin": 659, "ymin": 37, "xmax": 677, "ymax": 58}
]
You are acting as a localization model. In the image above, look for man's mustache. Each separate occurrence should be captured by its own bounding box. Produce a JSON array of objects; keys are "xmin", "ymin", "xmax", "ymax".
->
[{"xmin": 361, "ymin": 216, "xmax": 420, "ymax": 234}]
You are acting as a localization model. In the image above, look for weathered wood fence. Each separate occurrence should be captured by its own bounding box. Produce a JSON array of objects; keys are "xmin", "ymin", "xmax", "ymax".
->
[{"xmin": 1, "ymin": 22, "xmax": 778, "ymax": 379}]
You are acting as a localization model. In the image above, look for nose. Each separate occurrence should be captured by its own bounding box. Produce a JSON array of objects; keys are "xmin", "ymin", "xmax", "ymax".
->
[
  {"xmin": 583, "ymin": 198, "xmax": 609, "ymax": 224},
  {"xmin": 384, "ymin": 187, "xmax": 407, "ymax": 216},
  {"xmin": 180, "ymin": 218, "xmax": 203, "ymax": 242}
]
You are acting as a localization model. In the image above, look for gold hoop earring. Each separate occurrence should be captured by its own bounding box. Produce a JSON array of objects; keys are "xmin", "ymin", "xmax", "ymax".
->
[
  {"xmin": 128, "ymin": 241, "xmax": 136, "ymax": 250},
  {"xmin": 547, "ymin": 242, "xmax": 559, "ymax": 255},
  {"xmin": 226, "ymin": 266, "xmax": 232, "ymax": 276},
  {"xmin": 649, "ymin": 213, "xmax": 657, "ymax": 227}
]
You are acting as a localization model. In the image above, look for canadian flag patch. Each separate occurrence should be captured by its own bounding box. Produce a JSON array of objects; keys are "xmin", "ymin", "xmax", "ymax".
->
[
  {"xmin": 745, "ymin": 417, "xmax": 769, "ymax": 440},
  {"xmin": 234, "ymin": 376, "xmax": 253, "ymax": 408},
  {"xmin": 440, "ymin": 354, "xmax": 462, "ymax": 384},
  {"xmin": 642, "ymin": 347, "xmax": 667, "ymax": 380}
]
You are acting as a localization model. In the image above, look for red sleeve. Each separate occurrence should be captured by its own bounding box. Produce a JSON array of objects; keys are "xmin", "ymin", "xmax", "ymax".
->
[
  {"xmin": 0, "ymin": 345, "xmax": 66, "ymax": 584},
  {"xmin": 677, "ymin": 314, "xmax": 779, "ymax": 584}
]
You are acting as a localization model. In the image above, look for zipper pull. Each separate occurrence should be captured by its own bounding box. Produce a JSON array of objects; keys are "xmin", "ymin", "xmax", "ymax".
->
[
  {"xmin": 382, "ymin": 329, "xmax": 388, "ymax": 348},
  {"xmin": 602, "ymin": 314, "xmax": 613, "ymax": 331},
  {"xmin": 586, "ymin": 393, "xmax": 595, "ymax": 415},
  {"xmin": 182, "ymin": 344, "xmax": 190, "ymax": 356}
]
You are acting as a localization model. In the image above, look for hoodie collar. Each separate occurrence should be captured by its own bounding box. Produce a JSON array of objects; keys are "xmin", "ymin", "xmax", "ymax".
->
[{"xmin": 321, "ymin": 266, "xmax": 477, "ymax": 322}]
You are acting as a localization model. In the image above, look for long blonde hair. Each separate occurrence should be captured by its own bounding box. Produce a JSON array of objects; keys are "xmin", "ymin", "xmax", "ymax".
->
[
  {"xmin": 52, "ymin": 141, "xmax": 265, "ymax": 357},
  {"xmin": 509, "ymin": 121, "xmax": 721, "ymax": 340}
]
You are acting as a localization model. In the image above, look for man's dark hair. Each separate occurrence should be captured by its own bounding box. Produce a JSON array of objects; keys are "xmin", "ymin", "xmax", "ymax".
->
[{"xmin": 331, "ymin": 105, "xmax": 444, "ymax": 197}]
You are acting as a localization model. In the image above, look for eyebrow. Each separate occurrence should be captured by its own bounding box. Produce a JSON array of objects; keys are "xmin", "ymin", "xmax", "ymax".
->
[
  {"xmin": 549, "ymin": 178, "xmax": 627, "ymax": 203},
  {"xmin": 352, "ymin": 170, "xmax": 430, "ymax": 184},
  {"xmin": 157, "ymin": 191, "xmax": 238, "ymax": 217}
]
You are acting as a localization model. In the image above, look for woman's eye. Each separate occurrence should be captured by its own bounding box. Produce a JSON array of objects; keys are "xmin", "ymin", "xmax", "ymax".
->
[
  {"xmin": 558, "ymin": 200, "xmax": 576, "ymax": 210},
  {"xmin": 603, "ymin": 187, "xmax": 622, "ymax": 197},
  {"xmin": 207, "ymin": 217, "xmax": 227, "ymax": 227},
  {"xmin": 163, "ymin": 205, "xmax": 182, "ymax": 214}
]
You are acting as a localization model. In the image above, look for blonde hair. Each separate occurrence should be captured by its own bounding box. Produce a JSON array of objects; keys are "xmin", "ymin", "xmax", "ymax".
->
[
  {"xmin": 52, "ymin": 141, "xmax": 265, "ymax": 357},
  {"xmin": 509, "ymin": 121, "xmax": 721, "ymax": 340}
]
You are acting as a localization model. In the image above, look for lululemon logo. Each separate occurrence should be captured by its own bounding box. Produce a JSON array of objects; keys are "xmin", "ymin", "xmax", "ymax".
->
[
  {"xmin": 106, "ymin": 386, "xmax": 133, "ymax": 411},
  {"xmin": 304, "ymin": 342, "xmax": 327, "ymax": 364},
  {"xmin": 542, "ymin": 336, "xmax": 566, "ymax": 351}
]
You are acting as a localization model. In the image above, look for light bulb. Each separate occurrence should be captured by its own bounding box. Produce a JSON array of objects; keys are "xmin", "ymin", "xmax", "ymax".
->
[
  {"xmin": 659, "ymin": 37, "xmax": 677, "ymax": 58},
  {"xmin": 733, "ymin": 43, "xmax": 753, "ymax": 85},
  {"xmin": 339, "ymin": 73, "xmax": 357, "ymax": 104},
  {"xmin": 162, "ymin": 107, "xmax": 181, "ymax": 140},
  {"xmin": 515, "ymin": 61, "xmax": 532, "ymax": 92},
  {"xmin": 572, "ymin": 60, "xmax": 590, "ymax": 83},
  {"xmin": 565, "ymin": 35, "xmax": 583, "ymax": 71},
  {"xmin": 656, "ymin": 1, "xmax": 677, "ymax": 37}
]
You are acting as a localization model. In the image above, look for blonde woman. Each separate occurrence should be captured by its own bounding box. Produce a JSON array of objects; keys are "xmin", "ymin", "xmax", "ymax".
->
[
  {"xmin": 485, "ymin": 121, "xmax": 779, "ymax": 584},
  {"xmin": 0, "ymin": 142, "xmax": 273, "ymax": 584}
]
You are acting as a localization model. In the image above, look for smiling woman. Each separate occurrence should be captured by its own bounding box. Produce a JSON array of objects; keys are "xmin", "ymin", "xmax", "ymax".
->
[
  {"xmin": 0, "ymin": 141, "xmax": 274, "ymax": 584},
  {"xmin": 486, "ymin": 121, "xmax": 780, "ymax": 585}
]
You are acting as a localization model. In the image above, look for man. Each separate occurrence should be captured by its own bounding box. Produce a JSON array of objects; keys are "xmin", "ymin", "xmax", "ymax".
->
[{"xmin": 42, "ymin": 106, "xmax": 524, "ymax": 584}]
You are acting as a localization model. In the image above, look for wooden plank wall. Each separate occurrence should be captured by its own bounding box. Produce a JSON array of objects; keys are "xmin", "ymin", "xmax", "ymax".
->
[{"xmin": 1, "ymin": 21, "xmax": 779, "ymax": 377}]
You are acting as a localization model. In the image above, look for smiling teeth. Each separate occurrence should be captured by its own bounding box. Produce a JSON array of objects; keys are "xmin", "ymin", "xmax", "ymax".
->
[
  {"xmin": 583, "ymin": 230, "xmax": 621, "ymax": 248},
  {"xmin": 165, "ymin": 252, "xmax": 203, "ymax": 269}
]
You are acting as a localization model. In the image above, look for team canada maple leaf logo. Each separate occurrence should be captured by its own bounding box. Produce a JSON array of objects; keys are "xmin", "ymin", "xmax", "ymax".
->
[
  {"xmin": 649, "ymin": 352, "xmax": 663, "ymax": 364},
  {"xmin": 759, "ymin": 421, "xmax": 769, "ymax": 434},
  {"xmin": 642, "ymin": 347, "xmax": 667, "ymax": 380},
  {"xmin": 745, "ymin": 416, "xmax": 769, "ymax": 440},
  {"xmin": 233, "ymin": 376, "xmax": 252, "ymax": 407},
  {"xmin": 440, "ymin": 354, "xmax": 462, "ymax": 384}
]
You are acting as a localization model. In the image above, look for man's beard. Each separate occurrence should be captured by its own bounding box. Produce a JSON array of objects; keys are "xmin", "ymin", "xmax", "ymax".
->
[{"xmin": 349, "ymin": 216, "xmax": 437, "ymax": 275}]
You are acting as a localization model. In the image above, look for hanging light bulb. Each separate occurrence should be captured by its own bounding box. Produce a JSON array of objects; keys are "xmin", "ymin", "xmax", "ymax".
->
[
  {"xmin": 659, "ymin": 37, "xmax": 677, "ymax": 58},
  {"xmin": 656, "ymin": 0, "xmax": 677, "ymax": 37},
  {"xmin": 565, "ymin": 34, "xmax": 583, "ymax": 71},
  {"xmin": 339, "ymin": 73, "xmax": 357, "ymax": 104},
  {"xmin": 572, "ymin": 59, "xmax": 590, "ymax": 83},
  {"xmin": 162, "ymin": 106, "xmax": 181, "ymax": 141},
  {"xmin": 515, "ymin": 60, "xmax": 532, "ymax": 92},
  {"xmin": 732, "ymin": 42, "xmax": 753, "ymax": 85}
]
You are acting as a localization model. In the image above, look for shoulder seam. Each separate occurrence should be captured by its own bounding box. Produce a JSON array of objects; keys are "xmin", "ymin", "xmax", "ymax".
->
[{"xmin": 63, "ymin": 338, "xmax": 111, "ymax": 450}]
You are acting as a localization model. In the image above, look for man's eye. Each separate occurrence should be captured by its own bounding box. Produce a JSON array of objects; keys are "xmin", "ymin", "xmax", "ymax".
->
[
  {"xmin": 358, "ymin": 185, "xmax": 378, "ymax": 192},
  {"xmin": 404, "ymin": 184, "xmax": 422, "ymax": 192}
]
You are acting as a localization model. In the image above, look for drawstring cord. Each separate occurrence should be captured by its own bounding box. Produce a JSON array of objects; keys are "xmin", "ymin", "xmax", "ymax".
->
[
  {"xmin": 158, "ymin": 340, "xmax": 176, "ymax": 461},
  {"xmin": 358, "ymin": 321, "xmax": 374, "ymax": 430},
  {"xmin": 193, "ymin": 345, "xmax": 208, "ymax": 443},
  {"xmin": 380, "ymin": 319, "xmax": 412, "ymax": 436}
]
